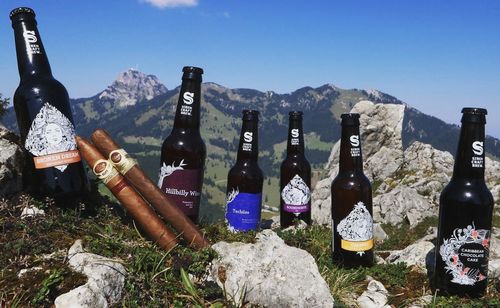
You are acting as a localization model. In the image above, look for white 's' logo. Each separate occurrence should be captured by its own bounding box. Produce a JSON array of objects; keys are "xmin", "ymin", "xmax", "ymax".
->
[
  {"xmin": 291, "ymin": 129, "xmax": 299, "ymax": 138},
  {"xmin": 350, "ymin": 135, "xmax": 360, "ymax": 147},
  {"xmin": 183, "ymin": 92, "xmax": 194, "ymax": 105},
  {"xmin": 472, "ymin": 141, "xmax": 483, "ymax": 156},
  {"xmin": 23, "ymin": 30, "xmax": 37, "ymax": 43},
  {"xmin": 244, "ymin": 132, "xmax": 253, "ymax": 142}
]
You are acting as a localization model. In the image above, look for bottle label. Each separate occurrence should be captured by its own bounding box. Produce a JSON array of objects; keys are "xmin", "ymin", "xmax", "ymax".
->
[
  {"xmin": 242, "ymin": 132, "xmax": 253, "ymax": 152},
  {"xmin": 225, "ymin": 188, "xmax": 262, "ymax": 232},
  {"xmin": 158, "ymin": 160, "xmax": 202, "ymax": 216},
  {"xmin": 290, "ymin": 128, "xmax": 300, "ymax": 145},
  {"xmin": 439, "ymin": 222, "xmax": 490, "ymax": 286},
  {"xmin": 180, "ymin": 91, "xmax": 194, "ymax": 116},
  {"xmin": 471, "ymin": 141, "xmax": 484, "ymax": 168},
  {"xmin": 350, "ymin": 135, "xmax": 361, "ymax": 157},
  {"xmin": 25, "ymin": 102, "xmax": 81, "ymax": 172},
  {"xmin": 23, "ymin": 29, "xmax": 42, "ymax": 55},
  {"xmin": 336, "ymin": 201, "xmax": 373, "ymax": 254},
  {"xmin": 281, "ymin": 174, "xmax": 311, "ymax": 214}
]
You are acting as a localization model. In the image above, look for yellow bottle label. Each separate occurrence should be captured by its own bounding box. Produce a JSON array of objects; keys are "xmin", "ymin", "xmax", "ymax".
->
[{"xmin": 341, "ymin": 239, "xmax": 374, "ymax": 252}]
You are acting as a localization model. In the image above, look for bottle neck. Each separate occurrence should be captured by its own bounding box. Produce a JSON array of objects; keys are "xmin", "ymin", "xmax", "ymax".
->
[
  {"xmin": 12, "ymin": 18, "xmax": 52, "ymax": 79},
  {"xmin": 286, "ymin": 117, "xmax": 304, "ymax": 155},
  {"xmin": 453, "ymin": 122, "xmax": 485, "ymax": 179},
  {"xmin": 339, "ymin": 124, "xmax": 363, "ymax": 173},
  {"xmin": 237, "ymin": 119, "xmax": 259, "ymax": 161},
  {"xmin": 173, "ymin": 79, "xmax": 201, "ymax": 130}
]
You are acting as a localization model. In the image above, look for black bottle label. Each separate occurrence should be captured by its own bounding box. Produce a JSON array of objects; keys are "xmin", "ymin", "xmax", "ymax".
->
[
  {"xmin": 23, "ymin": 28, "xmax": 42, "ymax": 55},
  {"xmin": 349, "ymin": 135, "xmax": 361, "ymax": 157},
  {"xmin": 471, "ymin": 141, "xmax": 484, "ymax": 168},
  {"xmin": 180, "ymin": 91, "xmax": 195, "ymax": 116},
  {"xmin": 25, "ymin": 102, "xmax": 81, "ymax": 171},
  {"xmin": 439, "ymin": 222, "xmax": 490, "ymax": 285},
  {"xmin": 336, "ymin": 201, "xmax": 373, "ymax": 253}
]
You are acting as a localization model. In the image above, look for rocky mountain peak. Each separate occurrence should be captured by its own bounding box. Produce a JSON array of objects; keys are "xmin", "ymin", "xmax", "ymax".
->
[{"xmin": 98, "ymin": 69, "xmax": 168, "ymax": 108}]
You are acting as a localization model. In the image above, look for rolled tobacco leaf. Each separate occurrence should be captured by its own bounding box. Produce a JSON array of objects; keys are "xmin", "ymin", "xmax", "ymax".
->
[
  {"xmin": 75, "ymin": 135, "xmax": 178, "ymax": 250},
  {"xmin": 90, "ymin": 129, "xmax": 210, "ymax": 249}
]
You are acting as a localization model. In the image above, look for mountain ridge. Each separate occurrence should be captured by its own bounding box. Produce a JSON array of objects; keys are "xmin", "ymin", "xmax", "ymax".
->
[{"xmin": 1, "ymin": 69, "xmax": 499, "ymax": 211}]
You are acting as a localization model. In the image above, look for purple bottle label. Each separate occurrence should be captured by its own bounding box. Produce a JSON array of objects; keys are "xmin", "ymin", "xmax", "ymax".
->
[
  {"xmin": 284, "ymin": 203, "xmax": 310, "ymax": 213},
  {"xmin": 158, "ymin": 160, "xmax": 202, "ymax": 216},
  {"xmin": 226, "ymin": 189, "xmax": 262, "ymax": 232}
]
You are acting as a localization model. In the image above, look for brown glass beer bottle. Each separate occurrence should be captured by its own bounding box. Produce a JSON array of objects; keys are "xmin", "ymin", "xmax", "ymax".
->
[
  {"xmin": 331, "ymin": 113, "xmax": 373, "ymax": 267},
  {"xmin": 158, "ymin": 67, "xmax": 206, "ymax": 223},
  {"xmin": 434, "ymin": 108, "xmax": 494, "ymax": 297},
  {"xmin": 225, "ymin": 110, "xmax": 264, "ymax": 232},
  {"xmin": 280, "ymin": 111, "xmax": 311, "ymax": 228},
  {"xmin": 10, "ymin": 7, "xmax": 88, "ymax": 201}
]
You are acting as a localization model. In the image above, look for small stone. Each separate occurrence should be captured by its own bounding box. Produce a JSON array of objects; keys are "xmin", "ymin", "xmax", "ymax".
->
[
  {"xmin": 356, "ymin": 277, "xmax": 390, "ymax": 308},
  {"xmin": 373, "ymin": 223, "xmax": 388, "ymax": 242},
  {"xmin": 386, "ymin": 241, "xmax": 434, "ymax": 272},
  {"xmin": 21, "ymin": 206, "xmax": 45, "ymax": 219},
  {"xmin": 17, "ymin": 266, "xmax": 43, "ymax": 278}
]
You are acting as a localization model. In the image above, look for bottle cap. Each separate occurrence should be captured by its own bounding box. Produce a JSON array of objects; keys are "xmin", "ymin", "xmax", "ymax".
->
[
  {"xmin": 182, "ymin": 66, "xmax": 203, "ymax": 81},
  {"xmin": 10, "ymin": 7, "xmax": 35, "ymax": 20},
  {"xmin": 289, "ymin": 111, "xmax": 303, "ymax": 118},
  {"xmin": 461, "ymin": 107, "xmax": 487, "ymax": 124},
  {"xmin": 242, "ymin": 109, "xmax": 259, "ymax": 121},
  {"xmin": 340, "ymin": 113, "xmax": 360, "ymax": 126}
]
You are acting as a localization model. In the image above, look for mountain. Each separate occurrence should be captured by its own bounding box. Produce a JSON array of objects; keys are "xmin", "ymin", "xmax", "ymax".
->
[
  {"xmin": 2, "ymin": 70, "xmax": 499, "ymax": 219},
  {"xmin": 98, "ymin": 69, "xmax": 168, "ymax": 108}
]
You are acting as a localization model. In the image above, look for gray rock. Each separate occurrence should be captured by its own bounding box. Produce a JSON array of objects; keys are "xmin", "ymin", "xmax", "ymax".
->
[
  {"xmin": 54, "ymin": 240, "xmax": 126, "ymax": 307},
  {"xmin": 209, "ymin": 230, "xmax": 334, "ymax": 308},
  {"xmin": 386, "ymin": 241, "xmax": 434, "ymax": 271},
  {"xmin": 373, "ymin": 186, "xmax": 435, "ymax": 227},
  {"xmin": 0, "ymin": 125, "xmax": 23, "ymax": 197},
  {"xmin": 312, "ymin": 101, "xmax": 405, "ymax": 226},
  {"xmin": 373, "ymin": 223, "xmax": 388, "ymax": 242},
  {"xmin": 356, "ymin": 277, "xmax": 391, "ymax": 308}
]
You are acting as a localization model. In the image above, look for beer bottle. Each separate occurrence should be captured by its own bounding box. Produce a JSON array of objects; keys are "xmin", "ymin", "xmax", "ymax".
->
[
  {"xmin": 434, "ymin": 108, "xmax": 494, "ymax": 298},
  {"xmin": 10, "ymin": 7, "xmax": 88, "ymax": 201},
  {"xmin": 280, "ymin": 111, "xmax": 311, "ymax": 228},
  {"xmin": 331, "ymin": 113, "xmax": 373, "ymax": 267},
  {"xmin": 158, "ymin": 66, "xmax": 206, "ymax": 223},
  {"xmin": 225, "ymin": 110, "xmax": 264, "ymax": 232}
]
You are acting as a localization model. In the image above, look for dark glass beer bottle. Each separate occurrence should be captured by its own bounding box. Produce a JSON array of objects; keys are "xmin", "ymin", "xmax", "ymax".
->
[
  {"xmin": 225, "ymin": 110, "xmax": 264, "ymax": 232},
  {"xmin": 331, "ymin": 113, "xmax": 373, "ymax": 267},
  {"xmin": 158, "ymin": 66, "xmax": 206, "ymax": 223},
  {"xmin": 10, "ymin": 7, "xmax": 88, "ymax": 201},
  {"xmin": 280, "ymin": 111, "xmax": 311, "ymax": 228},
  {"xmin": 434, "ymin": 108, "xmax": 494, "ymax": 298}
]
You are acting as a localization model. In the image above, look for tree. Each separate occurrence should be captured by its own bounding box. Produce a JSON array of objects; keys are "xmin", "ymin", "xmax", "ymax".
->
[{"xmin": 0, "ymin": 93, "xmax": 9, "ymax": 118}]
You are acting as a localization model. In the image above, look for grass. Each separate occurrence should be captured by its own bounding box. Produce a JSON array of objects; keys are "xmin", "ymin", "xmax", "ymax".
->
[{"xmin": 1, "ymin": 188, "xmax": 499, "ymax": 307}]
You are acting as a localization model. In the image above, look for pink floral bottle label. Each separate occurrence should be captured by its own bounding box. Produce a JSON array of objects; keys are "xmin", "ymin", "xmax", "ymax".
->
[{"xmin": 439, "ymin": 223, "xmax": 490, "ymax": 286}]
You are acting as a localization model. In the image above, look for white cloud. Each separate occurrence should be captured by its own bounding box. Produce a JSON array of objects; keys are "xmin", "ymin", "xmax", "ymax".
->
[{"xmin": 141, "ymin": 0, "xmax": 198, "ymax": 9}]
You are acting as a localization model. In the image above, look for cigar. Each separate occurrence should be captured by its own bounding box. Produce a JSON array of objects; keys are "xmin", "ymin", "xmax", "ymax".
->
[
  {"xmin": 90, "ymin": 129, "xmax": 210, "ymax": 249},
  {"xmin": 75, "ymin": 136, "xmax": 178, "ymax": 251}
]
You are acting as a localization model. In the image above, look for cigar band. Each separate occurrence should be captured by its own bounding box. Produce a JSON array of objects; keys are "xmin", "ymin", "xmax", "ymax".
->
[
  {"xmin": 109, "ymin": 149, "xmax": 136, "ymax": 174},
  {"xmin": 110, "ymin": 178, "xmax": 128, "ymax": 195},
  {"xmin": 92, "ymin": 159, "xmax": 119, "ymax": 184}
]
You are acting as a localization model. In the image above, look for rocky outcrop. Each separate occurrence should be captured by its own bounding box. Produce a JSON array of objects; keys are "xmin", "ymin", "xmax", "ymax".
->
[
  {"xmin": 312, "ymin": 101, "xmax": 405, "ymax": 225},
  {"xmin": 0, "ymin": 125, "xmax": 23, "ymax": 196},
  {"xmin": 312, "ymin": 101, "xmax": 500, "ymax": 227},
  {"xmin": 54, "ymin": 240, "xmax": 126, "ymax": 308},
  {"xmin": 209, "ymin": 230, "xmax": 334, "ymax": 308},
  {"xmin": 373, "ymin": 186, "xmax": 435, "ymax": 227},
  {"xmin": 98, "ymin": 69, "xmax": 167, "ymax": 107}
]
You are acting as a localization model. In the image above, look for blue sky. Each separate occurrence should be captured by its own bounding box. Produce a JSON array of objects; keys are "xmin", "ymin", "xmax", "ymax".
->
[{"xmin": 1, "ymin": 0, "xmax": 499, "ymax": 137}]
